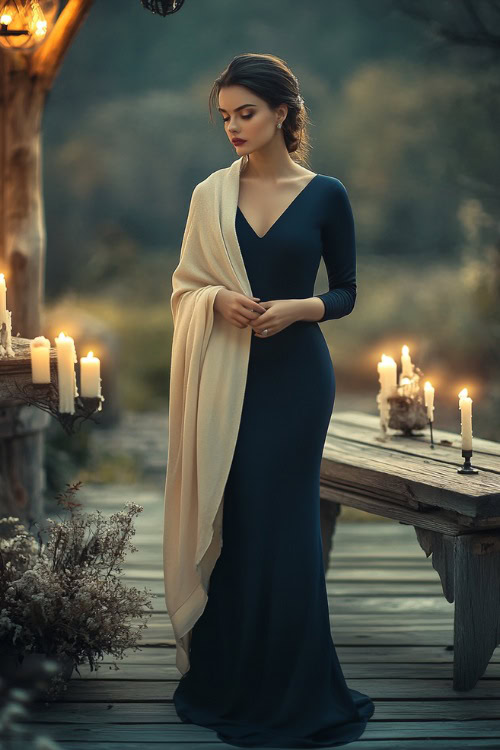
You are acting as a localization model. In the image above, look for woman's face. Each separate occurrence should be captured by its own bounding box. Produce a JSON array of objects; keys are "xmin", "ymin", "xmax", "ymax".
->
[{"xmin": 218, "ymin": 85, "xmax": 285, "ymax": 154}]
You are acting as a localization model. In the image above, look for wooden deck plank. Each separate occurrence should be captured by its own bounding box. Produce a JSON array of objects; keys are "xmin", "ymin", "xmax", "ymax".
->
[
  {"xmin": 124, "ymin": 576, "xmax": 449, "ymax": 596},
  {"xmin": 10, "ymin": 741, "xmax": 500, "ymax": 750},
  {"xmin": 132, "ymin": 544, "xmax": 434, "ymax": 560},
  {"xmin": 124, "ymin": 548, "xmax": 436, "ymax": 564},
  {"xmin": 27, "ymin": 700, "xmax": 500, "ymax": 722},
  {"xmin": 130, "ymin": 614, "xmax": 457, "ymax": 632},
  {"xmin": 48, "ymin": 679, "xmax": 500, "ymax": 701},
  {"xmin": 70, "ymin": 644, "xmax": 499, "ymax": 666},
  {"xmin": 133, "ymin": 609, "xmax": 455, "ymax": 625},
  {"xmin": 143, "ymin": 593, "xmax": 456, "ymax": 614},
  {"xmin": 18, "ymin": 720, "xmax": 500, "ymax": 741},
  {"xmin": 70, "ymin": 661, "xmax": 500, "ymax": 681},
  {"xmin": 131, "ymin": 632, "xmax": 459, "ymax": 648},
  {"xmin": 121, "ymin": 566, "xmax": 444, "ymax": 581}
]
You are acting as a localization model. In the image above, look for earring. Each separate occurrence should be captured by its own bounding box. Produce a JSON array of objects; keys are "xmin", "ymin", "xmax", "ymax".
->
[{"xmin": 277, "ymin": 122, "xmax": 282, "ymax": 129}]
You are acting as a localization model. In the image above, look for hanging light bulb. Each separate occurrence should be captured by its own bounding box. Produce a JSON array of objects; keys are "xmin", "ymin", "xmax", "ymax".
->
[
  {"xmin": 30, "ymin": 1, "xmax": 48, "ymax": 40},
  {"xmin": 0, "ymin": 0, "xmax": 59, "ymax": 50}
]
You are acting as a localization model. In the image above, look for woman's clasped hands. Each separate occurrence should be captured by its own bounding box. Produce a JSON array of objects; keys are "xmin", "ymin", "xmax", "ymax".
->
[{"xmin": 213, "ymin": 288, "xmax": 299, "ymax": 337}]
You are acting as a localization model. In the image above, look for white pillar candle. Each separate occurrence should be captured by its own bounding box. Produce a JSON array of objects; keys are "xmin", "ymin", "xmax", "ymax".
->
[
  {"xmin": 424, "ymin": 381, "xmax": 435, "ymax": 421},
  {"xmin": 458, "ymin": 387, "xmax": 473, "ymax": 451},
  {"xmin": 401, "ymin": 344, "xmax": 414, "ymax": 379},
  {"xmin": 80, "ymin": 350, "xmax": 102, "ymax": 398},
  {"xmin": 55, "ymin": 332, "xmax": 79, "ymax": 414},
  {"xmin": 30, "ymin": 336, "xmax": 51, "ymax": 383}
]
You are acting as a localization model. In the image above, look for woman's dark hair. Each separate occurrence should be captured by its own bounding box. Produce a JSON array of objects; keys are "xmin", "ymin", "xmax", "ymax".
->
[{"xmin": 209, "ymin": 53, "xmax": 312, "ymax": 168}]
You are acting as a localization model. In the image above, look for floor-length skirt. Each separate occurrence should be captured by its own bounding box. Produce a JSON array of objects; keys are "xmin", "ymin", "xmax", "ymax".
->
[{"xmin": 173, "ymin": 322, "xmax": 375, "ymax": 747}]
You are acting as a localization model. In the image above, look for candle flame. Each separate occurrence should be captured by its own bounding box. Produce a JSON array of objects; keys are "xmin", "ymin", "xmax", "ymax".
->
[
  {"xmin": 1, "ymin": 14, "xmax": 12, "ymax": 24},
  {"xmin": 0, "ymin": 272, "xmax": 4, "ymax": 281},
  {"xmin": 424, "ymin": 381, "xmax": 433, "ymax": 390},
  {"xmin": 458, "ymin": 387, "xmax": 468, "ymax": 399},
  {"xmin": 81, "ymin": 350, "xmax": 100, "ymax": 362},
  {"xmin": 402, "ymin": 344, "xmax": 409, "ymax": 356},
  {"xmin": 57, "ymin": 331, "xmax": 66, "ymax": 339},
  {"xmin": 381, "ymin": 353, "xmax": 395, "ymax": 363}
]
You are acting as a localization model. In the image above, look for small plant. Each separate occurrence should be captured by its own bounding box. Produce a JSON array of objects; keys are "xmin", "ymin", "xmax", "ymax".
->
[{"xmin": 0, "ymin": 481, "xmax": 154, "ymax": 700}]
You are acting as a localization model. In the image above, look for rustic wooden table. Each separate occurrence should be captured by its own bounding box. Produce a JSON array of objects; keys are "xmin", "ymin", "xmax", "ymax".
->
[{"xmin": 320, "ymin": 410, "xmax": 500, "ymax": 692}]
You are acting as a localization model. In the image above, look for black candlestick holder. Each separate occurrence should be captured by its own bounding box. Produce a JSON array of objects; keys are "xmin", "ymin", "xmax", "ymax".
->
[
  {"xmin": 428, "ymin": 418, "xmax": 435, "ymax": 449},
  {"xmin": 3, "ymin": 380, "xmax": 104, "ymax": 436},
  {"xmin": 457, "ymin": 449, "xmax": 479, "ymax": 474}
]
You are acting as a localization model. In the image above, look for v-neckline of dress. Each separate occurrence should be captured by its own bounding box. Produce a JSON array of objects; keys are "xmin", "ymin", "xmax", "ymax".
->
[{"xmin": 237, "ymin": 173, "xmax": 320, "ymax": 240}]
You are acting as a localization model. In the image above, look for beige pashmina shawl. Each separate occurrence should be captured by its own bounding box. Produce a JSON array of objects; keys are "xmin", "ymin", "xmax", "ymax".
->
[{"xmin": 163, "ymin": 156, "xmax": 253, "ymax": 674}]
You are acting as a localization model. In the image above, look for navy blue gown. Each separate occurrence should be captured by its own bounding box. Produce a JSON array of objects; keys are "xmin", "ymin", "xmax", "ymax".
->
[{"xmin": 173, "ymin": 174, "xmax": 375, "ymax": 747}]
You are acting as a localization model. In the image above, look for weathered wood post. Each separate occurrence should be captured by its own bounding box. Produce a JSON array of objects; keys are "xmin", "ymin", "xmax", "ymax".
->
[{"xmin": 0, "ymin": 0, "xmax": 94, "ymax": 524}]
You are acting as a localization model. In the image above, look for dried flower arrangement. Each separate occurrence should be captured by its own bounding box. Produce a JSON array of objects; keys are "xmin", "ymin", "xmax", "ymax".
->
[{"xmin": 0, "ymin": 481, "xmax": 154, "ymax": 701}]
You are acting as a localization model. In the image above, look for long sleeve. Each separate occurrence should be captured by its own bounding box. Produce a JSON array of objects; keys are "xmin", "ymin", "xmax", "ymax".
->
[{"xmin": 314, "ymin": 179, "xmax": 357, "ymax": 322}]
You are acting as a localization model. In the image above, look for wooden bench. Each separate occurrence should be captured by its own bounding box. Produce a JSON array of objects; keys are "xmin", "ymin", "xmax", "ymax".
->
[{"xmin": 319, "ymin": 410, "xmax": 500, "ymax": 692}]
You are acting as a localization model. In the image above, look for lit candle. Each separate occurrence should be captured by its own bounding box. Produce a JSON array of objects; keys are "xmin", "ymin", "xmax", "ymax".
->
[
  {"xmin": 458, "ymin": 387, "xmax": 473, "ymax": 451},
  {"xmin": 424, "ymin": 381, "xmax": 435, "ymax": 421},
  {"xmin": 80, "ymin": 350, "xmax": 102, "ymax": 398},
  {"xmin": 377, "ymin": 353, "xmax": 398, "ymax": 430},
  {"xmin": 30, "ymin": 336, "xmax": 51, "ymax": 383},
  {"xmin": 377, "ymin": 353, "xmax": 397, "ymax": 396},
  {"xmin": 401, "ymin": 345, "xmax": 414, "ymax": 379},
  {"xmin": 55, "ymin": 332, "xmax": 79, "ymax": 414},
  {"xmin": 0, "ymin": 272, "xmax": 14, "ymax": 357}
]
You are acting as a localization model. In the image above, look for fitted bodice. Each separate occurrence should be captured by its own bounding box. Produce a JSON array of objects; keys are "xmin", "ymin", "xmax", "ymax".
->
[{"xmin": 234, "ymin": 174, "xmax": 357, "ymax": 323}]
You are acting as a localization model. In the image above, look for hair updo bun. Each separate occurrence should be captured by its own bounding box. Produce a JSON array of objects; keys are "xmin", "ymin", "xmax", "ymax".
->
[{"xmin": 209, "ymin": 53, "xmax": 312, "ymax": 168}]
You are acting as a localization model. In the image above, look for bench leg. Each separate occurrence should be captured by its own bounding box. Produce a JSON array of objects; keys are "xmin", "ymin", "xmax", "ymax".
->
[
  {"xmin": 414, "ymin": 526, "xmax": 500, "ymax": 691},
  {"xmin": 319, "ymin": 498, "xmax": 341, "ymax": 573}
]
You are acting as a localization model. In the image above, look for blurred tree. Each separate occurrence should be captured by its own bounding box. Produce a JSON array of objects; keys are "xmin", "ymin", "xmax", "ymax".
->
[
  {"xmin": 392, "ymin": 0, "xmax": 500, "ymax": 57},
  {"xmin": 0, "ymin": 0, "xmax": 94, "ymax": 524}
]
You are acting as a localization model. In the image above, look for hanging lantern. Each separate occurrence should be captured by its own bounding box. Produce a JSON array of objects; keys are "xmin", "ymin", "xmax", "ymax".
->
[
  {"xmin": 0, "ymin": 0, "xmax": 59, "ymax": 50},
  {"xmin": 140, "ymin": 0, "xmax": 186, "ymax": 16}
]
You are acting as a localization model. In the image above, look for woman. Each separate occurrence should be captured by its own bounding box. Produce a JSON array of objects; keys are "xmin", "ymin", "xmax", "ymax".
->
[{"xmin": 164, "ymin": 52, "xmax": 375, "ymax": 747}]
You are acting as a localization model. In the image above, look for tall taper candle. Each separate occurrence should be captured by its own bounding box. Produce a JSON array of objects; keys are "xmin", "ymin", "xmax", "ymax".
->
[
  {"xmin": 0, "ymin": 273, "xmax": 6, "ymax": 323},
  {"xmin": 401, "ymin": 344, "xmax": 414, "ymax": 379},
  {"xmin": 424, "ymin": 381, "xmax": 435, "ymax": 421},
  {"xmin": 458, "ymin": 387, "xmax": 473, "ymax": 451},
  {"xmin": 55, "ymin": 332, "xmax": 79, "ymax": 414},
  {"xmin": 377, "ymin": 353, "xmax": 397, "ymax": 396}
]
